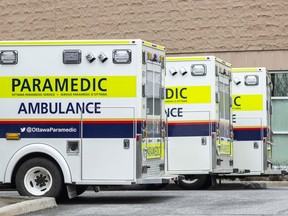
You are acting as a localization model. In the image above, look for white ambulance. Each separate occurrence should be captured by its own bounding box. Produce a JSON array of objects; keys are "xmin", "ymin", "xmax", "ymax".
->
[
  {"xmin": 231, "ymin": 67, "xmax": 280, "ymax": 176},
  {"xmin": 165, "ymin": 56, "xmax": 235, "ymax": 189},
  {"xmin": 0, "ymin": 39, "xmax": 170, "ymax": 198}
]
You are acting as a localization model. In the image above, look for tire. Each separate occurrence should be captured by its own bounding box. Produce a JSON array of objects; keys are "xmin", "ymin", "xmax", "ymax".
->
[
  {"xmin": 76, "ymin": 185, "xmax": 88, "ymax": 196},
  {"xmin": 178, "ymin": 175, "xmax": 210, "ymax": 190},
  {"xmin": 15, "ymin": 157, "xmax": 64, "ymax": 199}
]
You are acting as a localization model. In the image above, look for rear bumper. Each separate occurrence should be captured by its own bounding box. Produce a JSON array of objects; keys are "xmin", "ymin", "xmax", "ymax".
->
[
  {"xmin": 136, "ymin": 175, "xmax": 179, "ymax": 184},
  {"xmin": 264, "ymin": 170, "xmax": 282, "ymax": 175}
]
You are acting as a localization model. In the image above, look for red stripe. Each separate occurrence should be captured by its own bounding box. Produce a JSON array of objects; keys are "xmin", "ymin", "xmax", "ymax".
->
[
  {"xmin": 0, "ymin": 120, "xmax": 80, "ymax": 124},
  {"xmin": 84, "ymin": 120, "xmax": 134, "ymax": 124},
  {"xmin": 168, "ymin": 121, "xmax": 216, "ymax": 126}
]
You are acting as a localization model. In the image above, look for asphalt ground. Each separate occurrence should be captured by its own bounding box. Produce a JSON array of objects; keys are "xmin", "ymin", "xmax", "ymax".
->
[{"xmin": 1, "ymin": 180, "xmax": 288, "ymax": 215}]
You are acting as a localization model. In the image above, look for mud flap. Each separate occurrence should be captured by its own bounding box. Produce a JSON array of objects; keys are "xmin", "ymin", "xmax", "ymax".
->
[{"xmin": 66, "ymin": 184, "xmax": 77, "ymax": 199}]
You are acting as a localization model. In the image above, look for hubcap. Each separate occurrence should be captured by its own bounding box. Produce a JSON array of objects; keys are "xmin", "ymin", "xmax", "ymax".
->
[
  {"xmin": 182, "ymin": 175, "xmax": 199, "ymax": 184},
  {"xmin": 24, "ymin": 166, "xmax": 53, "ymax": 196}
]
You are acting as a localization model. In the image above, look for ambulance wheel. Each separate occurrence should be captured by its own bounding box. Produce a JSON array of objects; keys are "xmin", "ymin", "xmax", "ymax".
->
[
  {"xmin": 178, "ymin": 175, "xmax": 209, "ymax": 190},
  {"xmin": 76, "ymin": 185, "xmax": 88, "ymax": 196},
  {"xmin": 15, "ymin": 157, "xmax": 64, "ymax": 199}
]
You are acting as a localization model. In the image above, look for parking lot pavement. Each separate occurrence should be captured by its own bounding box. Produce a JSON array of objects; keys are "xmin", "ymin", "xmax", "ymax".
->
[{"xmin": 1, "ymin": 180, "xmax": 288, "ymax": 215}]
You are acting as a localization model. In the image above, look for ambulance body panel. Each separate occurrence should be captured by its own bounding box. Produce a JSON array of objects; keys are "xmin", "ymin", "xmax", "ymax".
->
[
  {"xmin": 0, "ymin": 40, "xmax": 170, "ymax": 198},
  {"xmin": 231, "ymin": 67, "xmax": 278, "ymax": 176},
  {"xmin": 165, "ymin": 56, "xmax": 234, "ymax": 189}
]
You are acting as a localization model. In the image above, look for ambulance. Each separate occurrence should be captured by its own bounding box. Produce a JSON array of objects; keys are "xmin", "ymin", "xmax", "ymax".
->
[
  {"xmin": 231, "ymin": 67, "xmax": 280, "ymax": 176},
  {"xmin": 0, "ymin": 39, "xmax": 171, "ymax": 198},
  {"xmin": 165, "ymin": 56, "xmax": 235, "ymax": 189}
]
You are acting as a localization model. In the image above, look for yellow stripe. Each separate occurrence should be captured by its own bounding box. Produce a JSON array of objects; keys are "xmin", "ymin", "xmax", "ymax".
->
[
  {"xmin": 0, "ymin": 76, "xmax": 136, "ymax": 98},
  {"xmin": 0, "ymin": 40, "xmax": 132, "ymax": 46},
  {"xmin": 233, "ymin": 126, "xmax": 267, "ymax": 129},
  {"xmin": 165, "ymin": 86, "xmax": 211, "ymax": 104},
  {"xmin": 166, "ymin": 56, "xmax": 209, "ymax": 62},
  {"xmin": 232, "ymin": 94, "xmax": 263, "ymax": 111},
  {"xmin": 232, "ymin": 68, "xmax": 262, "ymax": 72},
  {"xmin": 215, "ymin": 57, "xmax": 232, "ymax": 67},
  {"xmin": 142, "ymin": 41, "xmax": 165, "ymax": 51}
]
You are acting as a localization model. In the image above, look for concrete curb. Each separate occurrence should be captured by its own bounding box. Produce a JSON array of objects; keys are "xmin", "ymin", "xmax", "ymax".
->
[
  {"xmin": 220, "ymin": 180, "xmax": 288, "ymax": 188},
  {"xmin": 0, "ymin": 196, "xmax": 57, "ymax": 216},
  {"xmin": 263, "ymin": 181, "xmax": 288, "ymax": 187},
  {"xmin": 101, "ymin": 181, "xmax": 288, "ymax": 191}
]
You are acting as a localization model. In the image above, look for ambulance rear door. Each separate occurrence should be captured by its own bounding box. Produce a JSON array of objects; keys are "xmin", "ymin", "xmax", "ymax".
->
[
  {"xmin": 217, "ymin": 73, "xmax": 232, "ymax": 156},
  {"xmin": 142, "ymin": 61, "xmax": 164, "ymax": 170},
  {"xmin": 233, "ymin": 117, "xmax": 263, "ymax": 172},
  {"xmin": 167, "ymin": 111, "xmax": 211, "ymax": 172}
]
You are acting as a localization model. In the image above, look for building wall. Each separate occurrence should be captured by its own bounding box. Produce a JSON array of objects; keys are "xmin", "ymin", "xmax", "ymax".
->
[{"xmin": 1, "ymin": 0, "xmax": 288, "ymax": 69}]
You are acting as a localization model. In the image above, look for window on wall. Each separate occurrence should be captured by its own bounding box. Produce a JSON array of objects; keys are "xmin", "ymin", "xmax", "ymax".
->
[
  {"xmin": 270, "ymin": 71, "xmax": 288, "ymax": 131},
  {"xmin": 270, "ymin": 71, "xmax": 288, "ymax": 97},
  {"xmin": 269, "ymin": 71, "xmax": 288, "ymax": 166}
]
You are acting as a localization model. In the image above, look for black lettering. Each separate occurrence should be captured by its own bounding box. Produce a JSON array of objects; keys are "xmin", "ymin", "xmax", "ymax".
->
[
  {"xmin": 21, "ymin": 79, "xmax": 31, "ymax": 91},
  {"xmin": 178, "ymin": 108, "xmax": 183, "ymax": 117},
  {"xmin": 29, "ymin": 102, "xmax": 39, "ymax": 114},
  {"xmin": 180, "ymin": 88, "xmax": 187, "ymax": 99},
  {"xmin": 85, "ymin": 102, "xmax": 93, "ymax": 114},
  {"xmin": 66, "ymin": 103, "xmax": 75, "ymax": 114},
  {"xmin": 71, "ymin": 78, "xmax": 78, "ymax": 92},
  {"xmin": 234, "ymin": 96, "xmax": 241, "ymax": 106},
  {"xmin": 55, "ymin": 78, "xmax": 68, "ymax": 91},
  {"xmin": 166, "ymin": 88, "xmax": 173, "ymax": 99},
  {"xmin": 18, "ymin": 103, "xmax": 27, "ymax": 114},
  {"xmin": 58, "ymin": 102, "xmax": 66, "ymax": 114},
  {"xmin": 81, "ymin": 78, "xmax": 90, "ymax": 91},
  {"xmin": 12, "ymin": 79, "xmax": 21, "ymax": 92},
  {"xmin": 33, "ymin": 79, "xmax": 41, "ymax": 91},
  {"xmin": 49, "ymin": 102, "xmax": 58, "ymax": 114},
  {"xmin": 94, "ymin": 102, "xmax": 101, "ymax": 114},
  {"xmin": 41, "ymin": 103, "xmax": 48, "ymax": 114},
  {"xmin": 98, "ymin": 78, "xmax": 107, "ymax": 92},
  {"xmin": 75, "ymin": 102, "xmax": 84, "ymax": 113},
  {"xmin": 42, "ymin": 79, "xmax": 53, "ymax": 91}
]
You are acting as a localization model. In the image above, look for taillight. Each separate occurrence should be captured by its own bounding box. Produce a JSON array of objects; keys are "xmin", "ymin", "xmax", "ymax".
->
[
  {"xmin": 212, "ymin": 133, "xmax": 215, "ymax": 139},
  {"xmin": 136, "ymin": 134, "xmax": 141, "ymax": 142}
]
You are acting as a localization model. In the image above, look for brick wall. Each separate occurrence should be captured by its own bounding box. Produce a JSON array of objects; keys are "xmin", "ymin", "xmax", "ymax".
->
[{"xmin": 1, "ymin": 0, "xmax": 288, "ymax": 67}]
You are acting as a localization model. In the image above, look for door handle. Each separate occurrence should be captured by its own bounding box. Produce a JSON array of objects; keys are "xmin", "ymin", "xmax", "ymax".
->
[{"xmin": 123, "ymin": 139, "xmax": 130, "ymax": 149}]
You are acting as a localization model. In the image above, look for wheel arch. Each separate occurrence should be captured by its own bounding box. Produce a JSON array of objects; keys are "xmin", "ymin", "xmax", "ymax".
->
[{"xmin": 5, "ymin": 144, "xmax": 72, "ymax": 184}]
